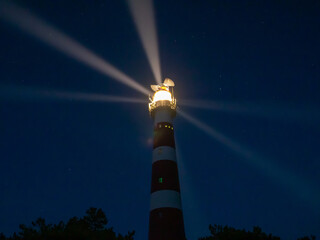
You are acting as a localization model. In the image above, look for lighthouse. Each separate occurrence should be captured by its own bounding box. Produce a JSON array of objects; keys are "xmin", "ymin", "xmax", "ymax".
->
[{"xmin": 148, "ymin": 78, "xmax": 186, "ymax": 240}]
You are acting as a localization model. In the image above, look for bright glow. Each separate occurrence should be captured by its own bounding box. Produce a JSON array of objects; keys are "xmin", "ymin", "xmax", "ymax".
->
[
  {"xmin": 153, "ymin": 90, "xmax": 172, "ymax": 102},
  {"xmin": 0, "ymin": 85, "xmax": 147, "ymax": 104},
  {"xmin": 127, "ymin": 0, "xmax": 162, "ymax": 84},
  {"xmin": 0, "ymin": 1, "xmax": 150, "ymax": 96},
  {"xmin": 149, "ymin": 84, "xmax": 176, "ymax": 114},
  {"xmin": 179, "ymin": 110, "xmax": 320, "ymax": 212}
]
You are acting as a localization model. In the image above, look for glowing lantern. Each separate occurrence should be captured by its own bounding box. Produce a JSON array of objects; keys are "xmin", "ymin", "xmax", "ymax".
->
[
  {"xmin": 153, "ymin": 90, "xmax": 172, "ymax": 102},
  {"xmin": 148, "ymin": 79, "xmax": 176, "ymax": 116}
]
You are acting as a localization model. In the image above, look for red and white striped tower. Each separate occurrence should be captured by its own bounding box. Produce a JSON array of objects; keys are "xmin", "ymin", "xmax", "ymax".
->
[{"xmin": 148, "ymin": 79, "xmax": 186, "ymax": 240}]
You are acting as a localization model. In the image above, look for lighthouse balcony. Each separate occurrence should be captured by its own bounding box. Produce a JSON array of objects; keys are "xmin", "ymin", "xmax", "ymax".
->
[{"xmin": 149, "ymin": 99, "xmax": 176, "ymax": 114}]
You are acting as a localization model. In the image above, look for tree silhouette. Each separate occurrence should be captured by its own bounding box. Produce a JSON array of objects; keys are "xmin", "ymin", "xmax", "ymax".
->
[
  {"xmin": 0, "ymin": 207, "xmax": 134, "ymax": 240},
  {"xmin": 83, "ymin": 208, "xmax": 108, "ymax": 231},
  {"xmin": 199, "ymin": 224, "xmax": 280, "ymax": 240},
  {"xmin": 199, "ymin": 224, "xmax": 317, "ymax": 240},
  {"xmin": 297, "ymin": 236, "xmax": 316, "ymax": 240},
  {"xmin": 1, "ymin": 212, "xmax": 316, "ymax": 240}
]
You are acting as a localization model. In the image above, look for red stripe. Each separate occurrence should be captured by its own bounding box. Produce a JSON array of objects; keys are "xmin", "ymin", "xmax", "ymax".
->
[
  {"xmin": 149, "ymin": 208, "xmax": 186, "ymax": 240},
  {"xmin": 151, "ymin": 160, "xmax": 180, "ymax": 193}
]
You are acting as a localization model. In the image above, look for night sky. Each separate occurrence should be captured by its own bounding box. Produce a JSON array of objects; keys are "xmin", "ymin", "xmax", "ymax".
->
[{"xmin": 1, "ymin": 1, "xmax": 320, "ymax": 240}]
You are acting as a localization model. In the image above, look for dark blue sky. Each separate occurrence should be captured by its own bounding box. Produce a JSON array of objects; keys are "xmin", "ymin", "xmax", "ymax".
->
[{"xmin": 1, "ymin": 1, "xmax": 319, "ymax": 240}]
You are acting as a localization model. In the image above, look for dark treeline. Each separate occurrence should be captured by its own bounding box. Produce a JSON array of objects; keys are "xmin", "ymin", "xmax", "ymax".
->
[
  {"xmin": 199, "ymin": 224, "xmax": 315, "ymax": 240},
  {"xmin": 0, "ymin": 208, "xmax": 134, "ymax": 240},
  {"xmin": 0, "ymin": 208, "xmax": 316, "ymax": 240}
]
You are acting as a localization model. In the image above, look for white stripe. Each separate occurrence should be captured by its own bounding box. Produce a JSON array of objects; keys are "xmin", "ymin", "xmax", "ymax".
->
[
  {"xmin": 153, "ymin": 146, "xmax": 176, "ymax": 163},
  {"xmin": 154, "ymin": 109, "xmax": 173, "ymax": 125},
  {"xmin": 150, "ymin": 190, "xmax": 182, "ymax": 211}
]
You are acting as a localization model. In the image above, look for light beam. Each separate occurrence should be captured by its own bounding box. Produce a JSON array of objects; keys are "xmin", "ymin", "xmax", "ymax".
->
[
  {"xmin": 175, "ymin": 140, "xmax": 210, "ymax": 240},
  {"xmin": 180, "ymin": 99, "xmax": 320, "ymax": 125},
  {"xmin": 0, "ymin": 1, "xmax": 150, "ymax": 96},
  {"xmin": 0, "ymin": 85, "xmax": 146, "ymax": 104},
  {"xmin": 179, "ymin": 110, "xmax": 320, "ymax": 211},
  {"xmin": 127, "ymin": 0, "xmax": 162, "ymax": 84}
]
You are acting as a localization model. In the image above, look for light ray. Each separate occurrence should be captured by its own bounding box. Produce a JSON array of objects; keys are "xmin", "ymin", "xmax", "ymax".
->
[
  {"xmin": 0, "ymin": 85, "xmax": 147, "ymax": 104},
  {"xmin": 179, "ymin": 110, "xmax": 320, "ymax": 211},
  {"xmin": 127, "ymin": 0, "xmax": 162, "ymax": 84},
  {"xmin": 180, "ymin": 99, "xmax": 320, "ymax": 124},
  {"xmin": 0, "ymin": 1, "xmax": 150, "ymax": 96},
  {"xmin": 175, "ymin": 140, "xmax": 210, "ymax": 240}
]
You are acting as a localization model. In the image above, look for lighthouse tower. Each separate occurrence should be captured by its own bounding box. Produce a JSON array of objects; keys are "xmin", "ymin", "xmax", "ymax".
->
[{"xmin": 148, "ymin": 79, "xmax": 186, "ymax": 240}]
